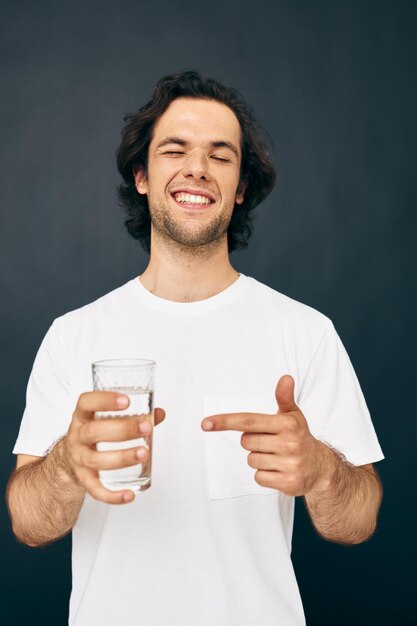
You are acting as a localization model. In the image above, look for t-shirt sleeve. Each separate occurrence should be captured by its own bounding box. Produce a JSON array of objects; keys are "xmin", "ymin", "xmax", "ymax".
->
[
  {"xmin": 297, "ymin": 320, "xmax": 384, "ymax": 466},
  {"xmin": 13, "ymin": 318, "xmax": 74, "ymax": 457}
]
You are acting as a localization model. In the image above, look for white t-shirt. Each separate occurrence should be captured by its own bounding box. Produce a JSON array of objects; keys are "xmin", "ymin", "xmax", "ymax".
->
[{"xmin": 14, "ymin": 274, "xmax": 383, "ymax": 626}]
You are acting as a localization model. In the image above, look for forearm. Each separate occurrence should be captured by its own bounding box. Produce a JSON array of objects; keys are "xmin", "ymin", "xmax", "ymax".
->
[
  {"xmin": 304, "ymin": 442, "xmax": 382, "ymax": 545},
  {"xmin": 6, "ymin": 438, "xmax": 86, "ymax": 547}
]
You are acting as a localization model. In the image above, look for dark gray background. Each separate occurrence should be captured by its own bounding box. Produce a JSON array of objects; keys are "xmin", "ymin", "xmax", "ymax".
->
[{"xmin": 1, "ymin": 0, "xmax": 415, "ymax": 624}]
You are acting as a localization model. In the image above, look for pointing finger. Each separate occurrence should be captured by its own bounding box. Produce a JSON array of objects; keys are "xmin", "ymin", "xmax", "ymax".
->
[{"xmin": 202, "ymin": 412, "xmax": 280, "ymax": 433}]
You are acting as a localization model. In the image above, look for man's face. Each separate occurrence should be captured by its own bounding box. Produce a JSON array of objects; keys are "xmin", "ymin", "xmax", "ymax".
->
[{"xmin": 134, "ymin": 97, "xmax": 245, "ymax": 250}]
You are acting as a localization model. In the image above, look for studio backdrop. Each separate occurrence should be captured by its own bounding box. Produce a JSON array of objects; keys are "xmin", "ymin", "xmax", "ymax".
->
[{"xmin": 1, "ymin": 1, "xmax": 415, "ymax": 624}]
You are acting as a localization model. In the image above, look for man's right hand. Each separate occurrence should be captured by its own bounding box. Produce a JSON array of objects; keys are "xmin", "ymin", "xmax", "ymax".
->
[{"xmin": 62, "ymin": 391, "xmax": 166, "ymax": 505}]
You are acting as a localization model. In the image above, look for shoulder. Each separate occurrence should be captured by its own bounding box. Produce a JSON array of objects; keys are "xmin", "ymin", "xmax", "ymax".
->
[
  {"xmin": 51, "ymin": 277, "xmax": 137, "ymax": 337},
  {"xmin": 244, "ymin": 275, "xmax": 334, "ymax": 335}
]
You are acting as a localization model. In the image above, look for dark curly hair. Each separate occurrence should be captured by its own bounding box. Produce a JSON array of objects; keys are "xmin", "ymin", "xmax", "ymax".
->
[{"xmin": 116, "ymin": 70, "xmax": 277, "ymax": 253}]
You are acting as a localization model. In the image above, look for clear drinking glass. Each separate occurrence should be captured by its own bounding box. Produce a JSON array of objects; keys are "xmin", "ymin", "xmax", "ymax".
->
[{"xmin": 92, "ymin": 359, "xmax": 156, "ymax": 492}]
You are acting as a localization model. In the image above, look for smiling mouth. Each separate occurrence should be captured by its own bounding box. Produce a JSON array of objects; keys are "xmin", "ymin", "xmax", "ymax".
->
[{"xmin": 170, "ymin": 191, "xmax": 215, "ymax": 209}]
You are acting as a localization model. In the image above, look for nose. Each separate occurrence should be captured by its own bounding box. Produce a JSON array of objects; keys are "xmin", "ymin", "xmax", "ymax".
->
[{"xmin": 181, "ymin": 149, "xmax": 211, "ymax": 181}]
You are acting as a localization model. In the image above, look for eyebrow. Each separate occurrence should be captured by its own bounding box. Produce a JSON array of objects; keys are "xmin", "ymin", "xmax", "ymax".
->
[{"xmin": 156, "ymin": 137, "xmax": 240, "ymax": 159}]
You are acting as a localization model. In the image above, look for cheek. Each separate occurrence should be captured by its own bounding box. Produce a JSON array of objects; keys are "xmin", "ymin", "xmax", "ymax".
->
[
  {"xmin": 147, "ymin": 160, "xmax": 179, "ymax": 187},
  {"xmin": 218, "ymin": 172, "xmax": 240, "ymax": 195}
]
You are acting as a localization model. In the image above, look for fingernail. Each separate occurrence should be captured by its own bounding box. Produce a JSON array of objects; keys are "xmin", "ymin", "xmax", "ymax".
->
[
  {"xmin": 122, "ymin": 492, "xmax": 134, "ymax": 503},
  {"xmin": 139, "ymin": 421, "xmax": 151, "ymax": 434},
  {"xmin": 116, "ymin": 395, "xmax": 128, "ymax": 408},
  {"xmin": 136, "ymin": 448, "xmax": 147, "ymax": 459},
  {"xmin": 203, "ymin": 420, "xmax": 214, "ymax": 431}
]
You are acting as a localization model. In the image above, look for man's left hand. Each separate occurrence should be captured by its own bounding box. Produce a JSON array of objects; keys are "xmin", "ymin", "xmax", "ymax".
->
[{"xmin": 201, "ymin": 375, "xmax": 331, "ymax": 497}]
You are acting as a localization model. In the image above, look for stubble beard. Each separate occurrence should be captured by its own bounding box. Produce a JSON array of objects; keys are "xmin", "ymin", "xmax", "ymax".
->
[{"xmin": 148, "ymin": 191, "xmax": 234, "ymax": 256}]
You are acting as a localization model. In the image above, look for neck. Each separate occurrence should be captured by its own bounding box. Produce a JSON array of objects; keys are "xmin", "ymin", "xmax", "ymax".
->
[{"xmin": 139, "ymin": 230, "xmax": 239, "ymax": 303}]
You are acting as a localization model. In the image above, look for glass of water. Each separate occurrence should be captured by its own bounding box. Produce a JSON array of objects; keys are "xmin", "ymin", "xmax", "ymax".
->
[{"xmin": 92, "ymin": 358, "xmax": 155, "ymax": 492}]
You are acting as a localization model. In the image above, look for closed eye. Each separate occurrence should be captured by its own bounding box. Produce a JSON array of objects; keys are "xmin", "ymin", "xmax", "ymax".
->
[
  {"xmin": 161, "ymin": 151, "xmax": 230, "ymax": 162},
  {"xmin": 211, "ymin": 156, "xmax": 230, "ymax": 162}
]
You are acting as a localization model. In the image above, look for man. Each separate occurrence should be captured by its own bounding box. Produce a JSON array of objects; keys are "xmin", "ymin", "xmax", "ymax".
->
[{"xmin": 7, "ymin": 70, "xmax": 383, "ymax": 626}]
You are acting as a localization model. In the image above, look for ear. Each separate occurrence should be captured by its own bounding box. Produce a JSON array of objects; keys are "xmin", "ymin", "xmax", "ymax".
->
[
  {"xmin": 235, "ymin": 180, "xmax": 247, "ymax": 205},
  {"xmin": 133, "ymin": 166, "xmax": 148, "ymax": 195}
]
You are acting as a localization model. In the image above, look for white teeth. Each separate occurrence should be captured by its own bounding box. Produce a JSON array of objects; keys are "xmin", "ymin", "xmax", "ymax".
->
[{"xmin": 173, "ymin": 192, "xmax": 212, "ymax": 204}]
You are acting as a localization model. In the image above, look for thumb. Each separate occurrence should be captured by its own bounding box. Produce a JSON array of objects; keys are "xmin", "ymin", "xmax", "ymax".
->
[
  {"xmin": 154, "ymin": 407, "xmax": 166, "ymax": 426},
  {"xmin": 276, "ymin": 375, "xmax": 298, "ymax": 413}
]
